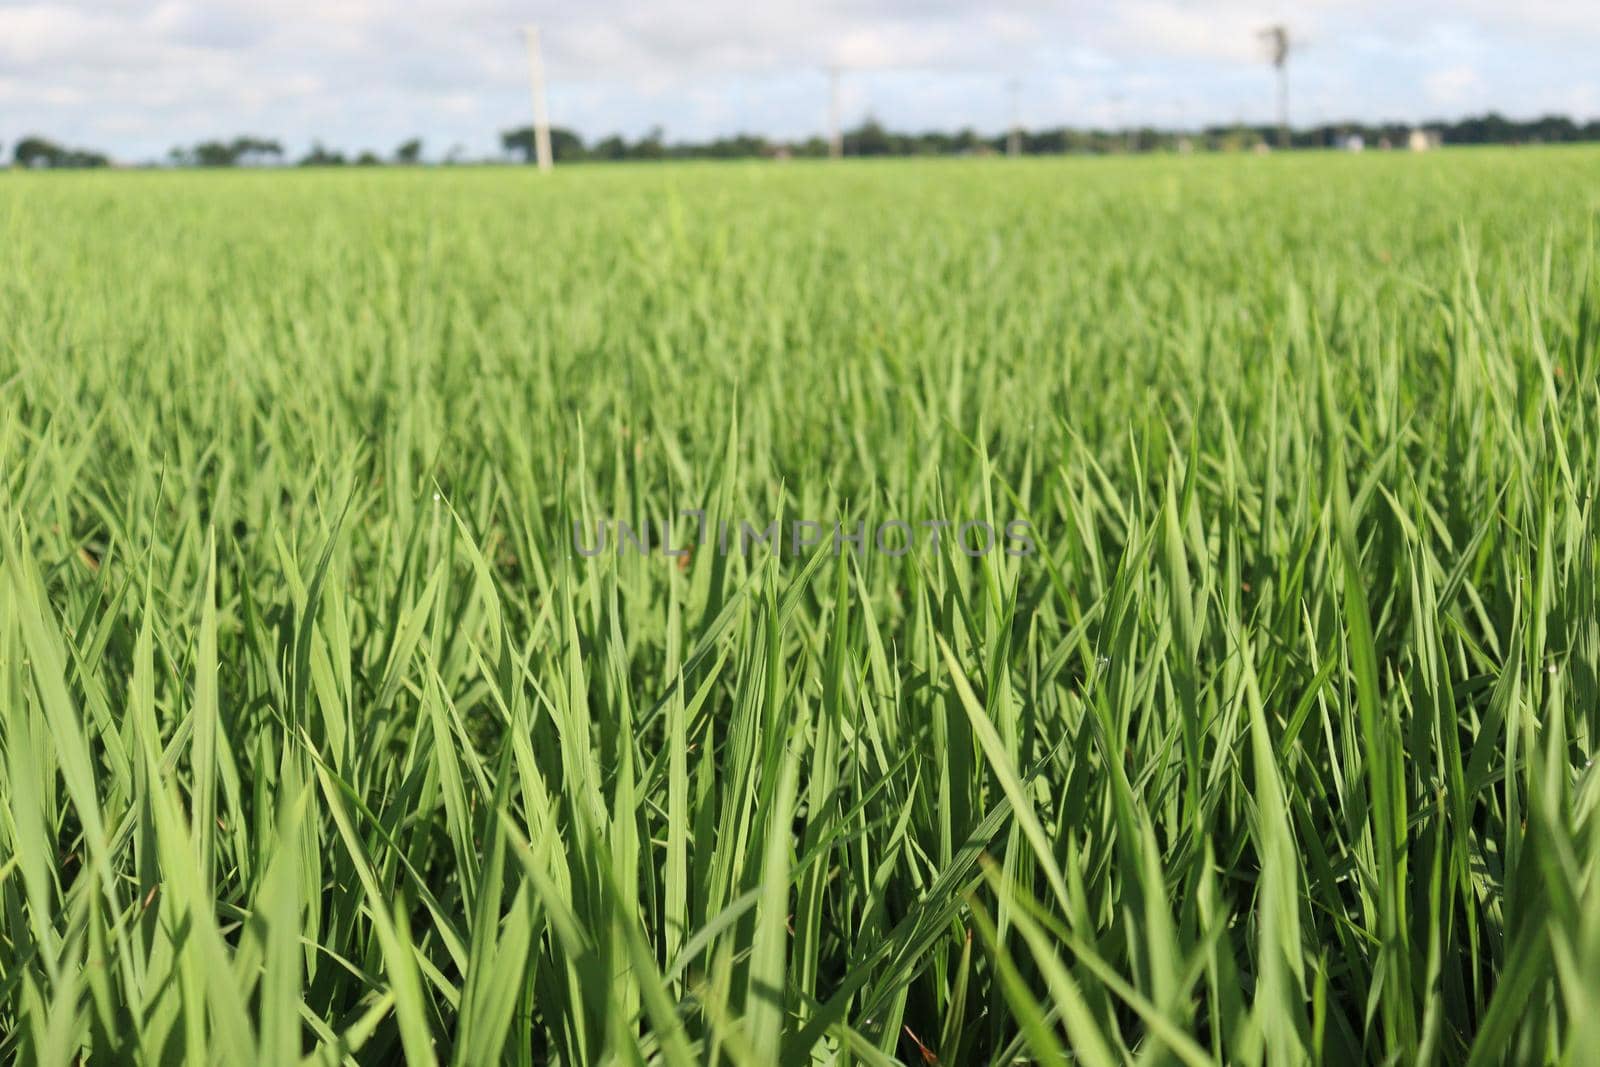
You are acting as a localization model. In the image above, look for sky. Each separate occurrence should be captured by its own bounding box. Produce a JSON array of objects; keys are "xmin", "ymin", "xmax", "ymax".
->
[{"xmin": 2, "ymin": 1, "xmax": 1598, "ymax": 163}]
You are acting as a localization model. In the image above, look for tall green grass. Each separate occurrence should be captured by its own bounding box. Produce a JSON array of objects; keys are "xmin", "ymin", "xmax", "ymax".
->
[{"xmin": 2, "ymin": 149, "xmax": 1598, "ymax": 1064}]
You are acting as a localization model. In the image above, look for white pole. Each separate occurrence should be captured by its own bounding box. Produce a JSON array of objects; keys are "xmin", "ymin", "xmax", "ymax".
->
[
  {"xmin": 522, "ymin": 25, "xmax": 553, "ymax": 171},
  {"xmin": 1277, "ymin": 63, "xmax": 1290, "ymax": 147},
  {"xmin": 828, "ymin": 65, "xmax": 843, "ymax": 159}
]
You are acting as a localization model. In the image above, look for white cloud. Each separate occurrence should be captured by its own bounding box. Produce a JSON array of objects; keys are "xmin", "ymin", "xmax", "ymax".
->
[{"xmin": 1424, "ymin": 64, "xmax": 1485, "ymax": 107}]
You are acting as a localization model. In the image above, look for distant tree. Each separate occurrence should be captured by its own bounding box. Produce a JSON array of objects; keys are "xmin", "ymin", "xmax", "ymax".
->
[
  {"xmin": 1025, "ymin": 128, "xmax": 1068, "ymax": 154},
  {"xmin": 501, "ymin": 127, "xmax": 533, "ymax": 161},
  {"xmin": 952, "ymin": 127, "xmax": 984, "ymax": 154},
  {"xmin": 166, "ymin": 137, "xmax": 280, "ymax": 167},
  {"xmin": 591, "ymin": 134, "xmax": 629, "ymax": 161},
  {"xmin": 355, "ymin": 150, "xmax": 382, "ymax": 166},
  {"xmin": 191, "ymin": 140, "xmax": 239, "ymax": 167},
  {"xmin": 550, "ymin": 128, "xmax": 586, "ymax": 161},
  {"xmin": 844, "ymin": 118, "xmax": 894, "ymax": 157},
  {"xmin": 232, "ymin": 137, "xmax": 284, "ymax": 165},
  {"xmin": 14, "ymin": 137, "xmax": 61, "ymax": 168},
  {"xmin": 633, "ymin": 126, "xmax": 666, "ymax": 160},
  {"xmin": 394, "ymin": 138, "xmax": 423, "ymax": 164},
  {"xmin": 668, "ymin": 133, "xmax": 769, "ymax": 160},
  {"xmin": 502, "ymin": 126, "xmax": 586, "ymax": 162},
  {"xmin": 13, "ymin": 135, "xmax": 108, "ymax": 168},
  {"xmin": 298, "ymin": 142, "xmax": 346, "ymax": 167}
]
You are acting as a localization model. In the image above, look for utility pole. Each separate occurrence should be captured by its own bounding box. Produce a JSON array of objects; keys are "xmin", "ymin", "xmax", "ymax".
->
[
  {"xmin": 521, "ymin": 25, "xmax": 553, "ymax": 171},
  {"xmin": 1258, "ymin": 25, "xmax": 1291, "ymax": 148},
  {"xmin": 828, "ymin": 65, "xmax": 843, "ymax": 159},
  {"xmin": 1006, "ymin": 80, "xmax": 1022, "ymax": 158}
]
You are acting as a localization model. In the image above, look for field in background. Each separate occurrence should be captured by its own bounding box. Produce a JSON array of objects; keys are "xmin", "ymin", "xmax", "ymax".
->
[{"xmin": 2, "ymin": 149, "xmax": 1599, "ymax": 1064}]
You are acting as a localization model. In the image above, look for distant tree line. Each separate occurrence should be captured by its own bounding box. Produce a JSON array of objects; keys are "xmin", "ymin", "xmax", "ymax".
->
[
  {"xmin": 7, "ymin": 136, "xmax": 110, "ymax": 169},
  {"xmin": 287, "ymin": 139, "xmax": 424, "ymax": 167},
  {"xmin": 9, "ymin": 112, "xmax": 1600, "ymax": 169},
  {"xmin": 167, "ymin": 136, "xmax": 285, "ymax": 167},
  {"xmin": 499, "ymin": 112, "xmax": 1600, "ymax": 163},
  {"xmin": 1, "ymin": 134, "xmax": 426, "ymax": 169},
  {"xmin": 1229, "ymin": 113, "xmax": 1600, "ymax": 151},
  {"xmin": 165, "ymin": 136, "xmax": 424, "ymax": 167}
]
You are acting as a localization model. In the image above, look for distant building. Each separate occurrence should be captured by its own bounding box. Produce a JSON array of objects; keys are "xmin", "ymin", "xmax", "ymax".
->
[
  {"xmin": 1343, "ymin": 134, "xmax": 1365, "ymax": 153},
  {"xmin": 1408, "ymin": 128, "xmax": 1443, "ymax": 152}
]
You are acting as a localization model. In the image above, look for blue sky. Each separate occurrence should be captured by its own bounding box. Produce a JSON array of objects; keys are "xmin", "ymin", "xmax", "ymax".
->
[{"xmin": 3, "ymin": 1, "xmax": 1597, "ymax": 162}]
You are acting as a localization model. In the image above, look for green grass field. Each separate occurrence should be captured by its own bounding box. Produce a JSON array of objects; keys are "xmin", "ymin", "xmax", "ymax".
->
[{"xmin": 2, "ymin": 149, "xmax": 1598, "ymax": 1065}]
